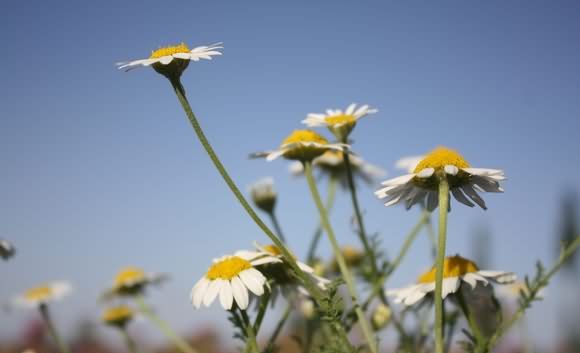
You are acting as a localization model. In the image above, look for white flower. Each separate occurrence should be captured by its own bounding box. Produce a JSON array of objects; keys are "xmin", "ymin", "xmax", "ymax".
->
[
  {"xmin": 117, "ymin": 42, "xmax": 222, "ymax": 71},
  {"xmin": 105, "ymin": 266, "xmax": 168, "ymax": 298},
  {"xmin": 14, "ymin": 281, "xmax": 72, "ymax": 308},
  {"xmin": 0, "ymin": 239, "xmax": 16, "ymax": 260},
  {"xmin": 251, "ymin": 130, "xmax": 346, "ymax": 162},
  {"xmin": 190, "ymin": 252, "xmax": 279, "ymax": 310},
  {"xmin": 248, "ymin": 177, "xmax": 277, "ymax": 213},
  {"xmin": 387, "ymin": 255, "xmax": 515, "ymax": 306},
  {"xmin": 496, "ymin": 280, "xmax": 545, "ymax": 301},
  {"xmin": 302, "ymin": 104, "xmax": 378, "ymax": 141},
  {"xmin": 394, "ymin": 155, "xmax": 424, "ymax": 173},
  {"xmin": 375, "ymin": 146, "xmax": 505, "ymax": 211},
  {"xmin": 289, "ymin": 150, "xmax": 385, "ymax": 187}
]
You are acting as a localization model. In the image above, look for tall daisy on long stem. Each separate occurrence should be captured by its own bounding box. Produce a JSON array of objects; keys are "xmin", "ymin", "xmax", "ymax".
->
[{"xmin": 376, "ymin": 147, "xmax": 505, "ymax": 353}]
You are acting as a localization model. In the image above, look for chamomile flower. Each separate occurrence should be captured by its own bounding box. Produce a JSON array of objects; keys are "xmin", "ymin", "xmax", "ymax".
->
[
  {"xmin": 105, "ymin": 266, "xmax": 168, "ymax": 298},
  {"xmin": 190, "ymin": 252, "xmax": 278, "ymax": 310},
  {"xmin": 102, "ymin": 305, "xmax": 135, "ymax": 328},
  {"xmin": 251, "ymin": 130, "xmax": 346, "ymax": 162},
  {"xmin": 303, "ymin": 104, "xmax": 378, "ymax": 142},
  {"xmin": 14, "ymin": 281, "xmax": 72, "ymax": 309},
  {"xmin": 375, "ymin": 147, "xmax": 505, "ymax": 211},
  {"xmin": 117, "ymin": 42, "xmax": 222, "ymax": 78},
  {"xmin": 497, "ymin": 280, "xmax": 545, "ymax": 301},
  {"xmin": 329, "ymin": 245, "xmax": 364, "ymax": 273},
  {"xmin": 387, "ymin": 255, "xmax": 515, "ymax": 306},
  {"xmin": 248, "ymin": 177, "xmax": 278, "ymax": 214},
  {"xmin": 0, "ymin": 239, "xmax": 15, "ymax": 260},
  {"xmin": 289, "ymin": 150, "xmax": 385, "ymax": 188}
]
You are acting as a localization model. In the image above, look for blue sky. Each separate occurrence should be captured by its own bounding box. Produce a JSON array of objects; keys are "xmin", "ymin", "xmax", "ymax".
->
[{"xmin": 1, "ymin": 0, "xmax": 579, "ymax": 349}]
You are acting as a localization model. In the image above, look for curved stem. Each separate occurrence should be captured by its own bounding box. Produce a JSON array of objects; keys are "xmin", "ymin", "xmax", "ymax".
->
[
  {"xmin": 385, "ymin": 210, "xmax": 430, "ymax": 278},
  {"xmin": 306, "ymin": 176, "xmax": 338, "ymax": 263},
  {"xmin": 120, "ymin": 327, "xmax": 141, "ymax": 353},
  {"xmin": 304, "ymin": 162, "xmax": 378, "ymax": 353},
  {"xmin": 434, "ymin": 178, "xmax": 450, "ymax": 353},
  {"xmin": 134, "ymin": 296, "xmax": 198, "ymax": 353},
  {"xmin": 39, "ymin": 304, "xmax": 71, "ymax": 353},
  {"xmin": 268, "ymin": 212, "xmax": 286, "ymax": 243}
]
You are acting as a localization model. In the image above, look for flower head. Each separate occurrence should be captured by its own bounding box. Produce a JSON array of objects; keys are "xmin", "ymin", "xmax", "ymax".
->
[
  {"xmin": 102, "ymin": 305, "xmax": 134, "ymax": 328},
  {"xmin": 0, "ymin": 239, "xmax": 16, "ymax": 260},
  {"xmin": 329, "ymin": 245, "xmax": 364, "ymax": 273},
  {"xmin": 117, "ymin": 42, "xmax": 222, "ymax": 79},
  {"xmin": 394, "ymin": 155, "xmax": 425, "ymax": 173},
  {"xmin": 105, "ymin": 266, "xmax": 167, "ymax": 298},
  {"xmin": 14, "ymin": 281, "xmax": 72, "ymax": 308},
  {"xmin": 249, "ymin": 177, "xmax": 278, "ymax": 214},
  {"xmin": 387, "ymin": 255, "xmax": 515, "ymax": 306},
  {"xmin": 371, "ymin": 303, "xmax": 392, "ymax": 330},
  {"xmin": 191, "ymin": 251, "xmax": 279, "ymax": 310},
  {"xmin": 303, "ymin": 104, "xmax": 378, "ymax": 141},
  {"xmin": 252, "ymin": 130, "xmax": 346, "ymax": 162},
  {"xmin": 375, "ymin": 147, "xmax": 505, "ymax": 211},
  {"xmin": 289, "ymin": 150, "xmax": 385, "ymax": 187}
]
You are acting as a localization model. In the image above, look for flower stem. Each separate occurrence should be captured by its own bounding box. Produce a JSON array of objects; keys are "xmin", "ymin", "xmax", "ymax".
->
[
  {"xmin": 434, "ymin": 177, "xmax": 450, "ymax": 353},
  {"xmin": 134, "ymin": 296, "xmax": 198, "ymax": 353},
  {"xmin": 268, "ymin": 212, "xmax": 286, "ymax": 243},
  {"xmin": 306, "ymin": 176, "xmax": 337, "ymax": 264},
  {"xmin": 304, "ymin": 162, "xmax": 378, "ymax": 353},
  {"xmin": 240, "ymin": 309, "xmax": 260, "ymax": 353},
  {"xmin": 265, "ymin": 302, "xmax": 292, "ymax": 351},
  {"xmin": 120, "ymin": 327, "xmax": 141, "ymax": 353},
  {"xmin": 39, "ymin": 304, "xmax": 71, "ymax": 353}
]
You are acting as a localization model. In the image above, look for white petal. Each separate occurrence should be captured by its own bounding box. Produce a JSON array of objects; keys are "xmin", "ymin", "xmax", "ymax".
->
[
  {"xmin": 426, "ymin": 191, "xmax": 439, "ymax": 211},
  {"xmin": 478, "ymin": 271, "xmax": 516, "ymax": 284},
  {"xmin": 231, "ymin": 276, "xmax": 249, "ymax": 309},
  {"xmin": 416, "ymin": 168, "xmax": 434, "ymax": 178},
  {"xmin": 451, "ymin": 187, "xmax": 475, "ymax": 207},
  {"xmin": 219, "ymin": 281, "xmax": 234, "ymax": 310},
  {"xmin": 191, "ymin": 277, "xmax": 210, "ymax": 308},
  {"xmin": 379, "ymin": 173, "xmax": 415, "ymax": 187},
  {"xmin": 266, "ymin": 149, "xmax": 286, "ymax": 161},
  {"xmin": 461, "ymin": 184, "xmax": 487, "ymax": 210},
  {"xmin": 462, "ymin": 273, "xmax": 488, "ymax": 289},
  {"xmin": 441, "ymin": 277, "xmax": 461, "ymax": 299},
  {"xmin": 202, "ymin": 279, "xmax": 222, "ymax": 307},
  {"xmin": 444, "ymin": 165, "xmax": 459, "ymax": 176},
  {"xmin": 345, "ymin": 103, "xmax": 356, "ymax": 115},
  {"xmin": 159, "ymin": 56, "xmax": 174, "ymax": 65},
  {"xmin": 239, "ymin": 268, "xmax": 265, "ymax": 296}
]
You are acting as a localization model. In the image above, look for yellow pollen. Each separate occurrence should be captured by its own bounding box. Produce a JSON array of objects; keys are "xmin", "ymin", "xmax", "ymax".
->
[
  {"xmin": 114, "ymin": 267, "xmax": 146, "ymax": 286},
  {"xmin": 413, "ymin": 147, "xmax": 470, "ymax": 173},
  {"xmin": 102, "ymin": 306, "xmax": 134, "ymax": 323},
  {"xmin": 418, "ymin": 255, "xmax": 479, "ymax": 283},
  {"xmin": 324, "ymin": 114, "xmax": 356, "ymax": 125},
  {"xmin": 282, "ymin": 130, "xmax": 328, "ymax": 147},
  {"xmin": 206, "ymin": 256, "xmax": 252, "ymax": 280},
  {"xmin": 150, "ymin": 43, "xmax": 190, "ymax": 59},
  {"xmin": 24, "ymin": 285, "xmax": 52, "ymax": 301},
  {"xmin": 263, "ymin": 244, "xmax": 282, "ymax": 256}
]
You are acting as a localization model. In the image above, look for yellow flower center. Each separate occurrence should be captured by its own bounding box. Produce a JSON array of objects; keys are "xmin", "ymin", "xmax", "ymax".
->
[
  {"xmin": 150, "ymin": 43, "xmax": 190, "ymax": 59},
  {"xmin": 281, "ymin": 130, "xmax": 328, "ymax": 147},
  {"xmin": 24, "ymin": 285, "xmax": 52, "ymax": 301},
  {"xmin": 325, "ymin": 114, "xmax": 356, "ymax": 126},
  {"xmin": 102, "ymin": 306, "xmax": 134, "ymax": 323},
  {"xmin": 206, "ymin": 256, "xmax": 252, "ymax": 280},
  {"xmin": 262, "ymin": 244, "xmax": 282, "ymax": 256},
  {"xmin": 114, "ymin": 267, "xmax": 146, "ymax": 286},
  {"xmin": 413, "ymin": 147, "xmax": 470, "ymax": 173},
  {"xmin": 418, "ymin": 255, "xmax": 479, "ymax": 283}
]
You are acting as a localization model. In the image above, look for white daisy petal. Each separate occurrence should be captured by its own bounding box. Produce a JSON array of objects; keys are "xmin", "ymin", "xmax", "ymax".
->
[
  {"xmin": 461, "ymin": 184, "xmax": 487, "ymax": 210},
  {"xmin": 219, "ymin": 281, "xmax": 234, "ymax": 310},
  {"xmin": 203, "ymin": 279, "xmax": 223, "ymax": 307},
  {"xmin": 231, "ymin": 276, "xmax": 249, "ymax": 309},
  {"xmin": 451, "ymin": 187, "xmax": 475, "ymax": 207},
  {"xmin": 416, "ymin": 168, "xmax": 434, "ymax": 178},
  {"xmin": 239, "ymin": 269, "xmax": 265, "ymax": 296},
  {"xmin": 444, "ymin": 165, "xmax": 459, "ymax": 176}
]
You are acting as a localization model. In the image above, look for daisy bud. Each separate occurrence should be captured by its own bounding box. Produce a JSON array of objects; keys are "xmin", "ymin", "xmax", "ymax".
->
[
  {"xmin": 371, "ymin": 303, "xmax": 392, "ymax": 330},
  {"xmin": 249, "ymin": 177, "xmax": 277, "ymax": 214}
]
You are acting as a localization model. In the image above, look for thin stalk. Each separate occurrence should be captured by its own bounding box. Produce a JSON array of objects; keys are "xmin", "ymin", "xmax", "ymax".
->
[
  {"xmin": 434, "ymin": 177, "xmax": 450, "ymax": 353},
  {"xmin": 120, "ymin": 327, "xmax": 141, "ymax": 353},
  {"xmin": 268, "ymin": 212, "xmax": 286, "ymax": 243},
  {"xmin": 241, "ymin": 310, "xmax": 260, "ymax": 353},
  {"xmin": 424, "ymin": 212, "xmax": 438, "ymax": 259},
  {"xmin": 253, "ymin": 291, "xmax": 271, "ymax": 333},
  {"xmin": 342, "ymin": 150, "xmax": 380, "ymax": 276},
  {"xmin": 304, "ymin": 162, "xmax": 378, "ymax": 353},
  {"xmin": 385, "ymin": 210, "xmax": 430, "ymax": 278},
  {"xmin": 456, "ymin": 289, "xmax": 484, "ymax": 346},
  {"xmin": 265, "ymin": 303, "xmax": 292, "ymax": 352},
  {"xmin": 306, "ymin": 176, "xmax": 338, "ymax": 263},
  {"xmin": 39, "ymin": 304, "xmax": 71, "ymax": 353},
  {"xmin": 134, "ymin": 296, "xmax": 198, "ymax": 353}
]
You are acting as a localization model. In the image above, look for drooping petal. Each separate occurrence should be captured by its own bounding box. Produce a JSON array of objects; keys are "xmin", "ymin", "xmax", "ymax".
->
[
  {"xmin": 231, "ymin": 276, "xmax": 249, "ymax": 309},
  {"xmin": 219, "ymin": 281, "xmax": 234, "ymax": 310},
  {"xmin": 202, "ymin": 279, "xmax": 223, "ymax": 307},
  {"xmin": 238, "ymin": 268, "xmax": 265, "ymax": 296}
]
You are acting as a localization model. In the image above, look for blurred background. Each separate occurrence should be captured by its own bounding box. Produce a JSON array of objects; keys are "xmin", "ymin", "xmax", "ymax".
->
[{"xmin": 0, "ymin": 1, "xmax": 579, "ymax": 352}]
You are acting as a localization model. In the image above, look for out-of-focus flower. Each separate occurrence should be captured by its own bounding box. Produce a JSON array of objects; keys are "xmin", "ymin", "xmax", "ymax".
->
[
  {"xmin": 375, "ymin": 147, "xmax": 505, "ymax": 211},
  {"xmin": 329, "ymin": 245, "xmax": 364, "ymax": 273},
  {"xmin": 0, "ymin": 239, "xmax": 16, "ymax": 260},
  {"xmin": 387, "ymin": 255, "xmax": 515, "ymax": 306},
  {"xmin": 302, "ymin": 104, "xmax": 378, "ymax": 142},
  {"xmin": 497, "ymin": 280, "xmax": 545, "ymax": 301},
  {"xmin": 289, "ymin": 150, "xmax": 385, "ymax": 187},
  {"xmin": 394, "ymin": 155, "xmax": 424, "ymax": 173},
  {"xmin": 105, "ymin": 266, "xmax": 168, "ymax": 298},
  {"xmin": 102, "ymin": 305, "xmax": 134, "ymax": 328},
  {"xmin": 371, "ymin": 303, "xmax": 392, "ymax": 330},
  {"xmin": 190, "ymin": 252, "xmax": 279, "ymax": 310},
  {"xmin": 117, "ymin": 42, "xmax": 222, "ymax": 79},
  {"xmin": 251, "ymin": 130, "xmax": 346, "ymax": 162},
  {"xmin": 249, "ymin": 177, "xmax": 278, "ymax": 213},
  {"xmin": 299, "ymin": 298, "xmax": 316, "ymax": 319},
  {"xmin": 14, "ymin": 281, "xmax": 72, "ymax": 309}
]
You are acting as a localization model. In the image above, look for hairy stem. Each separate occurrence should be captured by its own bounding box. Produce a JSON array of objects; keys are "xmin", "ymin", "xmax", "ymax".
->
[
  {"xmin": 434, "ymin": 178, "xmax": 450, "ymax": 353},
  {"xmin": 306, "ymin": 176, "xmax": 338, "ymax": 263},
  {"xmin": 39, "ymin": 304, "xmax": 71, "ymax": 353}
]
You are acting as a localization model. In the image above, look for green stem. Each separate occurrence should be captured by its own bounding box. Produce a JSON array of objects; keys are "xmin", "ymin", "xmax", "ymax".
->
[
  {"xmin": 306, "ymin": 176, "xmax": 338, "ymax": 264},
  {"xmin": 265, "ymin": 303, "xmax": 292, "ymax": 352},
  {"xmin": 241, "ymin": 310, "xmax": 260, "ymax": 353},
  {"xmin": 342, "ymin": 150, "xmax": 381, "ymax": 276},
  {"xmin": 39, "ymin": 304, "xmax": 71, "ymax": 353},
  {"xmin": 434, "ymin": 178, "xmax": 450, "ymax": 353},
  {"xmin": 253, "ymin": 291, "xmax": 271, "ymax": 333},
  {"xmin": 268, "ymin": 212, "xmax": 286, "ymax": 243},
  {"xmin": 385, "ymin": 210, "xmax": 430, "ymax": 278},
  {"xmin": 135, "ymin": 296, "xmax": 198, "ymax": 353},
  {"xmin": 120, "ymin": 327, "xmax": 141, "ymax": 353},
  {"xmin": 304, "ymin": 162, "xmax": 378, "ymax": 353}
]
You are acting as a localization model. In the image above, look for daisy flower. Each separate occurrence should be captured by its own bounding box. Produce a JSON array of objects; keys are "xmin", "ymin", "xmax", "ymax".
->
[
  {"xmin": 375, "ymin": 146, "xmax": 505, "ymax": 211},
  {"xmin": 117, "ymin": 42, "xmax": 222, "ymax": 78},
  {"xmin": 14, "ymin": 281, "xmax": 72, "ymax": 309},
  {"xmin": 102, "ymin": 305, "xmax": 135, "ymax": 328},
  {"xmin": 248, "ymin": 177, "xmax": 278, "ymax": 214},
  {"xmin": 105, "ymin": 266, "xmax": 168, "ymax": 298},
  {"xmin": 302, "ymin": 104, "xmax": 378, "ymax": 142},
  {"xmin": 251, "ymin": 130, "xmax": 346, "ymax": 162},
  {"xmin": 190, "ymin": 252, "xmax": 279, "ymax": 310},
  {"xmin": 387, "ymin": 255, "xmax": 515, "ymax": 306},
  {"xmin": 0, "ymin": 239, "xmax": 15, "ymax": 260},
  {"xmin": 329, "ymin": 245, "xmax": 365, "ymax": 273},
  {"xmin": 289, "ymin": 150, "xmax": 385, "ymax": 187}
]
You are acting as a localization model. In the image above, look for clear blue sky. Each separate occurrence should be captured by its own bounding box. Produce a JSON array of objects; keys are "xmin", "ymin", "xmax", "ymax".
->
[{"xmin": 1, "ymin": 0, "xmax": 579, "ymax": 349}]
